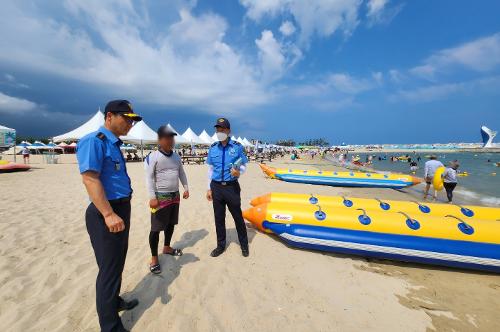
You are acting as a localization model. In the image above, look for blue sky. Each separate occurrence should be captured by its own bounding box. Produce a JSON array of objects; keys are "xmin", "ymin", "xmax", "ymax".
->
[{"xmin": 0, "ymin": 0, "xmax": 499, "ymax": 144}]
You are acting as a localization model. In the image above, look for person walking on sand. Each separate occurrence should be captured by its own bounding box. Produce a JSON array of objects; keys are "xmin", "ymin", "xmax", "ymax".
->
[
  {"xmin": 443, "ymin": 161, "xmax": 459, "ymax": 203},
  {"xmin": 423, "ymin": 155, "xmax": 444, "ymax": 200},
  {"xmin": 77, "ymin": 100, "xmax": 142, "ymax": 332},
  {"xmin": 144, "ymin": 125, "xmax": 189, "ymax": 274},
  {"xmin": 21, "ymin": 146, "xmax": 30, "ymax": 164},
  {"xmin": 206, "ymin": 117, "xmax": 249, "ymax": 257}
]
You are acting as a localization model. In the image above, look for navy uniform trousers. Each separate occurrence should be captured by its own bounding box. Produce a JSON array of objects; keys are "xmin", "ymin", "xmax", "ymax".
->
[
  {"xmin": 86, "ymin": 200, "xmax": 130, "ymax": 332},
  {"xmin": 210, "ymin": 180, "xmax": 248, "ymax": 249}
]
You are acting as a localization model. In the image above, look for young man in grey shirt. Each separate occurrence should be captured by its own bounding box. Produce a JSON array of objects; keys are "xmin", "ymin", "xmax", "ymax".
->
[{"xmin": 144, "ymin": 125, "xmax": 189, "ymax": 274}]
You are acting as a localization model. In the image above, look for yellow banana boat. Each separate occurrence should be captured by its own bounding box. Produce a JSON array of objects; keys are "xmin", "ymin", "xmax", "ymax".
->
[
  {"xmin": 243, "ymin": 200, "xmax": 500, "ymax": 273},
  {"xmin": 250, "ymin": 193, "xmax": 498, "ymax": 220},
  {"xmin": 260, "ymin": 164, "xmax": 421, "ymax": 189}
]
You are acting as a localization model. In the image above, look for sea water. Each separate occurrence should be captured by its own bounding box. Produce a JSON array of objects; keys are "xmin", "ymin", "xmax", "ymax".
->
[{"xmin": 327, "ymin": 152, "xmax": 500, "ymax": 206}]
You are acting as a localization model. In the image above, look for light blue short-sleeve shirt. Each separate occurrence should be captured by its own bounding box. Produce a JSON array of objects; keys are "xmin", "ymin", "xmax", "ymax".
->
[
  {"xmin": 76, "ymin": 126, "xmax": 132, "ymax": 200},
  {"xmin": 207, "ymin": 140, "xmax": 248, "ymax": 182}
]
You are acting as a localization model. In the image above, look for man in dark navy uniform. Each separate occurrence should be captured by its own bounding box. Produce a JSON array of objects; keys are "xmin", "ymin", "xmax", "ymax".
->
[
  {"xmin": 206, "ymin": 118, "xmax": 249, "ymax": 257},
  {"xmin": 77, "ymin": 100, "xmax": 142, "ymax": 332}
]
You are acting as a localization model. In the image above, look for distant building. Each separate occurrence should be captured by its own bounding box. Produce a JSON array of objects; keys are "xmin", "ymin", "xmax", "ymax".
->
[{"xmin": 480, "ymin": 126, "xmax": 497, "ymax": 148}]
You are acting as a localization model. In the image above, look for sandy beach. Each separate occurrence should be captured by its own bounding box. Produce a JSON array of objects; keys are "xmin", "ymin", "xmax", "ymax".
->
[{"xmin": 1, "ymin": 155, "xmax": 500, "ymax": 331}]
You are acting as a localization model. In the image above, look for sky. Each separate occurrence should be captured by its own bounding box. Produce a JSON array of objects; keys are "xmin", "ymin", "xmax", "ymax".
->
[{"xmin": 0, "ymin": 0, "xmax": 499, "ymax": 144}]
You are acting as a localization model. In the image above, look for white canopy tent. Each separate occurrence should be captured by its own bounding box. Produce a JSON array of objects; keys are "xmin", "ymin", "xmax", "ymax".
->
[
  {"xmin": 121, "ymin": 120, "xmax": 157, "ymax": 143},
  {"xmin": 181, "ymin": 127, "xmax": 206, "ymax": 145},
  {"xmin": 53, "ymin": 110, "xmax": 104, "ymax": 142},
  {"xmin": 242, "ymin": 138, "xmax": 252, "ymax": 147},
  {"xmin": 211, "ymin": 132, "xmax": 218, "ymax": 142},
  {"xmin": 198, "ymin": 130, "xmax": 214, "ymax": 144},
  {"xmin": 165, "ymin": 123, "xmax": 188, "ymax": 144}
]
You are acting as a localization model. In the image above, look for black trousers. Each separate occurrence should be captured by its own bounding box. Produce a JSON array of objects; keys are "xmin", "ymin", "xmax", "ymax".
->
[
  {"xmin": 86, "ymin": 201, "xmax": 130, "ymax": 332},
  {"xmin": 444, "ymin": 182, "xmax": 457, "ymax": 202},
  {"xmin": 210, "ymin": 181, "xmax": 248, "ymax": 249}
]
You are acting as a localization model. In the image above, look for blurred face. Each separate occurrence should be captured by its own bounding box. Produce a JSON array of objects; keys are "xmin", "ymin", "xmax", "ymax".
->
[
  {"xmin": 159, "ymin": 135, "xmax": 175, "ymax": 151},
  {"xmin": 106, "ymin": 112, "xmax": 135, "ymax": 136}
]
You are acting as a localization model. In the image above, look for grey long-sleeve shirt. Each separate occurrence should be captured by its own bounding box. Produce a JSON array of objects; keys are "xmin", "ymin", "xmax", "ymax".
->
[{"xmin": 144, "ymin": 150, "xmax": 188, "ymax": 198}]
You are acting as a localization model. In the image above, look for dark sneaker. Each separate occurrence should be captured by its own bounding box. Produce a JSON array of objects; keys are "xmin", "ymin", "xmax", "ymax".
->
[
  {"xmin": 241, "ymin": 248, "xmax": 249, "ymax": 257},
  {"xmin": 118, "ymin": 298, "xmax": 139, "ymax": 312},
  {"xmin": 210, "ymin": 247, "xmax": 225, "ymax": 257}
]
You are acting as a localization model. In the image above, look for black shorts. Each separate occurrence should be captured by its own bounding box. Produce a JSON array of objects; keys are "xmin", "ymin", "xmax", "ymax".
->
[{"xmin": 151, "ymin": 203, "xmax": 179, "ymax": 232}]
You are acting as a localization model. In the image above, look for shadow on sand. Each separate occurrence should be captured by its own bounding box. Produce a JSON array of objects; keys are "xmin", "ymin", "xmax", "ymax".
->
[{"xmin": 121, "ymin": 228, "xmax": 208, "ymax": 330}]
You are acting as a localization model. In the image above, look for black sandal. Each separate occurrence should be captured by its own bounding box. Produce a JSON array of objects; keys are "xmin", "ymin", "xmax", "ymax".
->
[
  {"xmin": 165, "ymin": 249, "xmax": 183, "ymax": 256},
  {"xmin": 150, "ymin": 263, "xmax": 161, "ymax": 274}
]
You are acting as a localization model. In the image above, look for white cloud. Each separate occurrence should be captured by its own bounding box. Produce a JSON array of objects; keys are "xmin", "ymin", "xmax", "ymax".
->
[
  {"xmin": 328, "ymin": 73, "xmax": 375, "ymax": 94},
  {"xmin": 372, "ymin": 71, "xmax": 383, "ymax": 84},
  {"xmin": 388, "ymin": 69, "xmax": 404, "ymax": 83},
  {"xmin": 0, "ymin": 0, "xmax": 270, "ymax": 114},
  {"xmin": 366, "ymin": 0, "xmax": 401, "ymax": 26},
  {"xmin": 410, "ymin": 33, "xmax": 500, "ymax": 79},
  {"xmin": 240, "ymin": 0, "xmax": 362, "ymax": 45},
  {"xmin": 256, "ymin": 30, "xmax": 286, "ymax": 81},
  {"xmin": 279, "ymin": 20, "xmax": 296, "ymax": 36},
  {"xmin": 389, "ymin": 76, "xmax": 500, "ymax": 103},
  {"xmin": 0, "ymin": 92, "xmax": 37, "ymax": 114}
]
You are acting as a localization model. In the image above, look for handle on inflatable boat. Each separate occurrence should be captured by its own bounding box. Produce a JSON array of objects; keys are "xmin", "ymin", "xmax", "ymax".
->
[
  {"xmin": 398, "ymin": 211, "xmax": 421, "ymax": 230},
  {"xmin": 309, "ymin": 194, "xmax": 318, "ymax": 205},
  {"xmin": 411, "ymin": 201, "xmax": 430, "ymax": 213},
  {"xmin": 341, "ymin": 196, "xmax": 353, "ymax": 207},
  {"xmin": 375, "ymin": 198, "xmax": 391, "ymax": 211},
  {"xmin": 314, "ymin": 205, "xmax": 327, "ymax": 221},
  {"xmin": 445, "ymin": 215, "xmax": 474, "ymax": 235},
  {"xmin": 454, "ymin": 204, "xmax": 474, "ymax": 217},
  {"xmin": 356, "ymin": 208, "xmax": 371, "ymax": 225}
]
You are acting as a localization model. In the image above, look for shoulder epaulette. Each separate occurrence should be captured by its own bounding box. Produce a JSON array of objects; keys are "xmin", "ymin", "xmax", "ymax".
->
[
  {"xmin": 96, "ymin": 132, "xmax": 106, "ymax": 140},
  {"xmin": 233, "ymin": 141, "xmax": 241, "ymax": 145},
  {"xmin": 210, "ymin": 142, "xmax": 218, "ymax": 147}
]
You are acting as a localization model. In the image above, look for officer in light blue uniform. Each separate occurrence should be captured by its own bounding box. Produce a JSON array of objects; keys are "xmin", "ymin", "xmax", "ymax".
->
[
  {"xmin": 77, "ymin": 100, "xmax": 142, "ymax": 332},
  {"xmin": 206, "ymin": 117, "xmax": 249, "ymax": 257}
]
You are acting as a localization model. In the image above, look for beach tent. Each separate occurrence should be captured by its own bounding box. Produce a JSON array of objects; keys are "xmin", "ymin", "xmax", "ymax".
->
[
  {"xmin": 198, "ymin": 130, "xmax": 214, "ymax": 144},
  {"xmin": 53, "ymin": 110, "xmax": 104, "ymax": 142},
  {"xmin": 165, "ymin": 124, "xmax": 188, "ymax": 144},
  {"xmin": 121, "ymin": 120, "xmax": 157, "ymax": 143},
  {"xmin": 211, "ymin": 132, "xmax": 218, "ymax": 142},
  {"xmin": 236, "ymin": 136, "xmax": 244, "ymax": 144},
  {"xmin": 181, "ymin": 127, "xmax": 206, "ymax": 145},
  {"xmin": 242, "ymin": 138, "xmax": 252, "ymax": 147}
]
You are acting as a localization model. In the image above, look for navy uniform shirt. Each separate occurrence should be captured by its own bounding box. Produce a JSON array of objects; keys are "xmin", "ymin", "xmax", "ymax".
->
[
  {"xmin": 207, "ymin": 139, "xmax": 248, "ymax": 182},
  {"xmin": 76, "ymin": 126, "xmax": 132, "ymax": 200}
]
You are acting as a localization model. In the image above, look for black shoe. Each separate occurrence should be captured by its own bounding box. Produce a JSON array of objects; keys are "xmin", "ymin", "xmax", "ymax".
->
[
  {"xmin": 210, "ymin": 247, "xmax": 225, "ymax": 257},
  {"xmin": 242, "ymin": 248, "xmax": 249, "ymax": 257},
  {"xmin": 118, "ymin": 298, "xmax": 139, "ymax": 312}
]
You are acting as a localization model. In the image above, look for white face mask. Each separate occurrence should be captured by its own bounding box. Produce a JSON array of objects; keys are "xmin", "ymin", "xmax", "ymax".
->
[{"xmin": 216, "ymin": 132, "xmax": 228, "ymax": 141}]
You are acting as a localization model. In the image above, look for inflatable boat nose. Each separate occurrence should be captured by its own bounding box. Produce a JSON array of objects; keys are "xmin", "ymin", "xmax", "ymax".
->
[
  {"xmin": 243, "ymin": 204, "xmax": 268, "ymax": 232},
  {"xmin": 259, "ymin": 164, "xmax": 277, "ymax": 178},
  {"xmin": 250, "ymin": 193, "xmax": 272, "ymax": 206},
  {"xmin": 411, "ymin": 176, "xmax": 423, "ymax": 186}
]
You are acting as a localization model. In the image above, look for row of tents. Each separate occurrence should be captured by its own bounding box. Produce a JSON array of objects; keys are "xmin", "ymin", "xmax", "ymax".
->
[{"xmin": 52, "ymin": 110, "xmax": 254, "ymax": 147}]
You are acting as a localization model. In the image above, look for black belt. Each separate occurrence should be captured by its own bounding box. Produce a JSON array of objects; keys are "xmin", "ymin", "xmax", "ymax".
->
[
  {"xmin": 109, "ymin": 196, "xmax": 132, "ymax": 204},
  {"xmin": 212, "ymin": 180, "xmax": 238, "ymax": 186}
]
